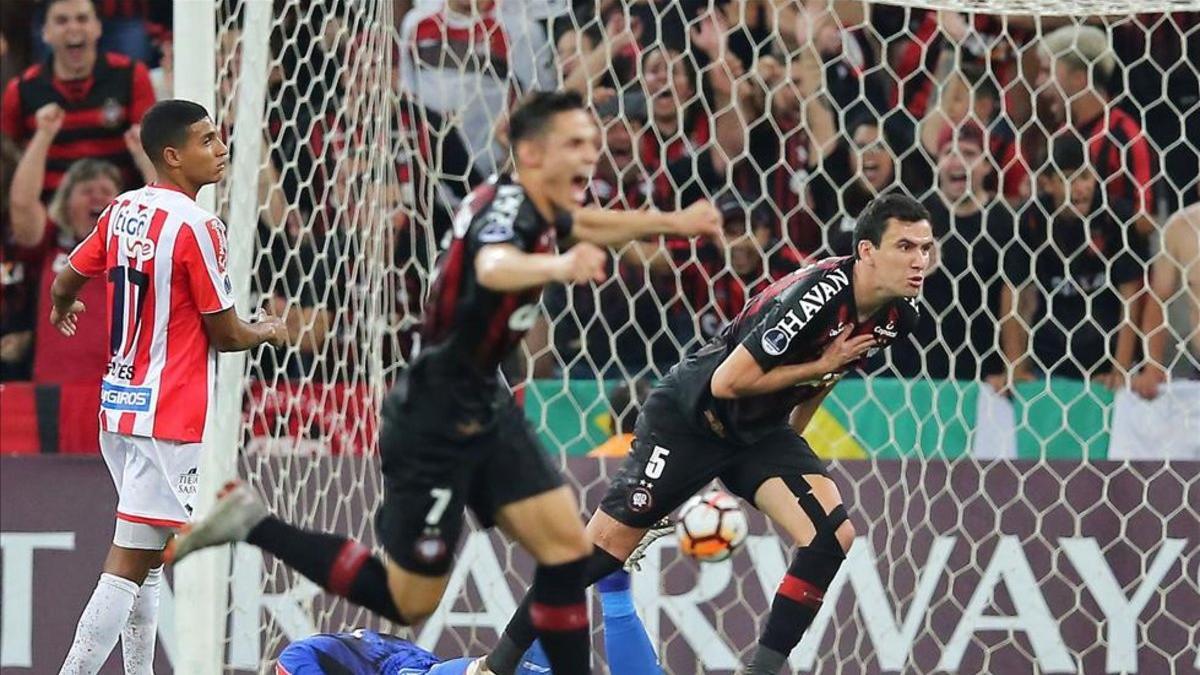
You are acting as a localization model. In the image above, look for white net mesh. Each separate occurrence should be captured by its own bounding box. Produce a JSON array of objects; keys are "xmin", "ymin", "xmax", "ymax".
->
[
  {"xmin": 886, "ymin": 0, "xmax": 1198, "ymax": 13},
  {"xmin": 212, "ymin": 0, "xmax": 399, "ymax": 666},
  {"xmin": 207, "ymin": 1, "xmax": 1199, "ymax": 672}
]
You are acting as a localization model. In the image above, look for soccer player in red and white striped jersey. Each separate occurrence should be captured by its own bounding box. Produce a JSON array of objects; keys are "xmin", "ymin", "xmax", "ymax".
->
[{"xmin": 50, "ymin": 99, "xmax": 286, "ymax": 675}]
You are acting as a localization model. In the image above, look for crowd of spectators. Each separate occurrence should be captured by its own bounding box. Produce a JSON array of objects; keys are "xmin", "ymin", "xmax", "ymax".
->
[
  {"xmin": 2, "ymin": 0, "xmax": 1198, "ymax": 405},
  {"xmin": 1, "ymin": 0, "xmax": 157, "ymax": 384}
]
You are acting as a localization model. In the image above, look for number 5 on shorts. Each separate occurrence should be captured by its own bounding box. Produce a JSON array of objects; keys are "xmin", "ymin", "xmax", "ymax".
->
[
  {"xmin": 425, "ymin": 487, "xmax": 452, "ymax": 526},
  {"xmin": 645, "ymin": 446, "xmax": 670, "ymax": 479}
]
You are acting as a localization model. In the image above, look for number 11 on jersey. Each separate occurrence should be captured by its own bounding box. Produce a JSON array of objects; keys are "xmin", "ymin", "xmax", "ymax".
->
[{"xmin": 108, "ymin": 266, "xmax": 150, "ymax": 359}]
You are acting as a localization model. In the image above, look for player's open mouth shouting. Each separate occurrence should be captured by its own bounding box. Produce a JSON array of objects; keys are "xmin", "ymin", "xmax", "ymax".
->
[{"xmin": 570, "ymin": 173, "xmax": 589, "ymax": 204}]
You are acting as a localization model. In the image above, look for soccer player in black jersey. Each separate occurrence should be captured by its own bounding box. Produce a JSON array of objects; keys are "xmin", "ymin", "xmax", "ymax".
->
[
  {"xmin": 485, "ymin": 194, "xmax": 934, "ymax": 675},
  {"xmin": 168, "ymin": 91, "xmax": 720, "ymax": 675}
]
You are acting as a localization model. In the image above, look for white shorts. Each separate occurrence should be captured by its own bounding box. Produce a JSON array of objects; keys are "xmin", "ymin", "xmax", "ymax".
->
[{"xmin": 100, "ymin": 431, "xmax": 201, "ymax": 548}]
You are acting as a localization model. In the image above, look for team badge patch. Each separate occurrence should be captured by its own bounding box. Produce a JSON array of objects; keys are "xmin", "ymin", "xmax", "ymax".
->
[
  {"xmin": 415, "ymin": 533, "xmax": 447, "ymax": 564},
  {"xmin": 478, "ymin": 220, "xmax": 515, "ymax": 243},
  {"xmin": 761, "ymin": 327, "xmax": 791, "ymax": 356},
  {"xmin": 628, "ymin": 487, "xmax": 653, "ymax": 514},
  {"xmin": 101, "ymin": 98, "xmax": 125, "ymax": 128}
]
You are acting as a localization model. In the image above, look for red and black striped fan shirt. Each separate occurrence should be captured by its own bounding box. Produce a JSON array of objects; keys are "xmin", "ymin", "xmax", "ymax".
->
[
  {"xmin": 2, "ymin": 52, "xmax": 155, "ymax": 200},
  {"xmin": 1075, "ymin": 107, "xmax": 1157, "ymax": 216}
]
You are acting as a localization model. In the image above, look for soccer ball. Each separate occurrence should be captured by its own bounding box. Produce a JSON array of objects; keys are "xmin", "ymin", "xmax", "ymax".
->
[{"xmin": 676, "ymin": 490, "xmax": 748, "ymax": 562}]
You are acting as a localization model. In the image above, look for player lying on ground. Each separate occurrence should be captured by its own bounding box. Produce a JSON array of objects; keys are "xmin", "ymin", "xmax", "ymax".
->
[
  {"xmin": 169, "ymin": 90, "xmax": 719, "ymax": 675},
  {"xmin": 277, "ymin": 563, "xmax": 665, "ymax": 675},
  {"xmin": 51, "ymin": 100, "xmax": 287, "ymax": 675},
  {"xmin": 484, "ymin": 194, "xmax": 933, "ymax": 675}
]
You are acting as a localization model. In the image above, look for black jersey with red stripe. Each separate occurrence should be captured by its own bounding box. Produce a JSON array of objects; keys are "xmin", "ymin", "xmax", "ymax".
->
[
  {"xmin": 661, "ymin": 256, "xmax": 918, "ymax": 444},
  {"xmin": 414, "ymin": 174, "xmax": 571, "ymax": 406}
]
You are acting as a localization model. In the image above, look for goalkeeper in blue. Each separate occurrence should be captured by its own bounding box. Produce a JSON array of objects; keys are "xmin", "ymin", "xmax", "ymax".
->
[{"xmin": 276, "ymin": 569, "xmax": 661, "ymax": 675}]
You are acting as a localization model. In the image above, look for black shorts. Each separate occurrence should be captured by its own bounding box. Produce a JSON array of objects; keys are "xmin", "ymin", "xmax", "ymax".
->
[
  {"xmin": 374, "ymin": 373, "xmax": 564, "ymax": 576},
  {"xmin": 600, "ymin": 389, "xmax": 829, "ymax": 528}
]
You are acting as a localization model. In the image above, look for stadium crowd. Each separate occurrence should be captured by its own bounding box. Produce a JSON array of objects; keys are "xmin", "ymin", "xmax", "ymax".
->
[{"xmin": 2, "ymin": 0, "xmax": 1198, "ymax": 428}]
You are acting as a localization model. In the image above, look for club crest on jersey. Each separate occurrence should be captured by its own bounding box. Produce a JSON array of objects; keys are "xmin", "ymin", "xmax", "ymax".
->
[
  {"xmin": 628, "ymin": 487, "xmax": 653, "ymax": 513},
  {"xmin": 478, "ymin": 220, "xmax": 515, "ymax": 243},
  {"xmin": 101, "ymin": 98, "xmax": 125, "ymax": 128},
  {"xmin": 414, "ymin": 533, "xmax": 447, "ymax": 564}
]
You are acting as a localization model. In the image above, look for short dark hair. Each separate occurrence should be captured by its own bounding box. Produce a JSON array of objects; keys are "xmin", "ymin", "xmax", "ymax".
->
[
  {"xmin": 1049, "ymin": 133, "xmax": 1087, "ymax": 174},
  {"xmin": 140, "ymin": 100, "xmax": 211, "ymax": 166},
  {"xmin": 853, "ymin": 193, "xmax": 931, "ymax": 251},
  {"xmin": 846, "ymin": 113, "xmax": 880, "ymax": 140},
  {"xmin": 508, "ymin": 90, "xmax": 586, "ymax": 146},
  {"xmin": 45, "ymin": 0, "xmax": 97, "ymax": 13}
]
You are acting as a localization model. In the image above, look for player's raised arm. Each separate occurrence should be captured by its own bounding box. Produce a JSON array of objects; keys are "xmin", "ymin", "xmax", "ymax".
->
[
  {"xmin": 476, "ymin": 241, "xmax": 608, "ymax": 292},
  {"xmin": 570, "ymin": 199, "xmax": 722, "ymax": 247},
  {"xmin": 710, "ymin": 327, "xmax": 875, "ymax": 399},
  {"xmin": 7, "ymin": 103, "xmax": 63, "ymax": 246}
]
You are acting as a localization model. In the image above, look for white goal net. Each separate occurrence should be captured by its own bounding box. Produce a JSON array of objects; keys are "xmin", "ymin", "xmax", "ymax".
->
[{"xmin": 195, "ymin": 0, "xmax": 1200, "ymax": 672}]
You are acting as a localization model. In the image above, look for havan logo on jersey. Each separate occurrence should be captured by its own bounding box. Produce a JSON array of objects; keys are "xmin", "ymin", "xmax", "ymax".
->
[{"xmin": 761, "ymin": 267, "xmax": 851, "ymax": 356}]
